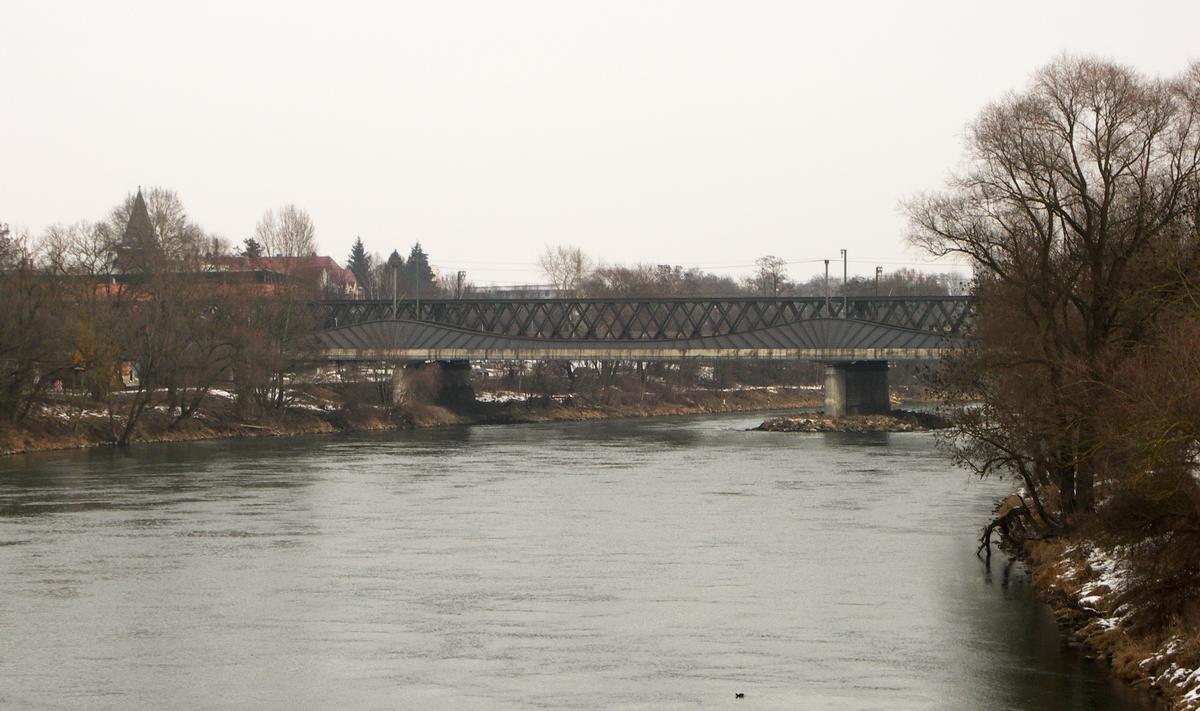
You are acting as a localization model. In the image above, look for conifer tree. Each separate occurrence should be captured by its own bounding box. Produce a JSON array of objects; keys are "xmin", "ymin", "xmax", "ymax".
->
[
  {"xmin": 240, "ymin": 237, "xmax": 264, "ymax": 258},
  {"xmin": 346, "ymin": 237, "xmax": 373, "ymax": 294},
  {"xmin": 407, "ymin": 242, "xmax": 438, "ymax": 297}
]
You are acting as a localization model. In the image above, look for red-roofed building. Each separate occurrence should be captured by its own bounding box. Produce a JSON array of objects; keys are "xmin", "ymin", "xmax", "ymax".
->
[{"xmin": 204, "ymin": 255, "xmax": 362, "ymax": 298}]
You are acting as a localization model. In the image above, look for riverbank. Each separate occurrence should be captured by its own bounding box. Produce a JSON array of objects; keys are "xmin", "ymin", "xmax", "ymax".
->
[
  {"xmin": 994, "ymin": 492, "xmax": 1200, "ymax": 710},
  {"xmin": 0, "ymin": 384, "xmax": 825, "ymax": 457}
]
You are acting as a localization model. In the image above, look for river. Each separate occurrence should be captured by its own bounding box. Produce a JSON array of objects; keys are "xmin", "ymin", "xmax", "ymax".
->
[{"xmin": 0, "ymin": 413, "xmax": 1154, "ymax": 710}]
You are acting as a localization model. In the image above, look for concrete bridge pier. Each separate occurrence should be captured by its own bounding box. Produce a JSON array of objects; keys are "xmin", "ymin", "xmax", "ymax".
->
[
  {"xmin": 391, "ymin": 360, "xmax": 475, "ymax": 406},
  {"xmin": 823, "ymin": 361, "xmax": 891, "ymax": 417},
  {"xmin": 437, "ymin": 360, "xmax": 475, "ymax": 406}
]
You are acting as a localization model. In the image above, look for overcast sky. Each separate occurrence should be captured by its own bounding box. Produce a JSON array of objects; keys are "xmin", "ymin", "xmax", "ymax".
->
[{"xmin": 3, "ymin": 1, "xmax": 1198, "ymax": 285}]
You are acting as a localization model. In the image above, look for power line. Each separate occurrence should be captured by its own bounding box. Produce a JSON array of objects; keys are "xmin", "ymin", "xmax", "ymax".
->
[{"xmin": 432, "ymin": 253, "xmax": 971, "ymax": 281}]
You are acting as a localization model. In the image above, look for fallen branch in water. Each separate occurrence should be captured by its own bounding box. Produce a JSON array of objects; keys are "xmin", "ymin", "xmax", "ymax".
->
[{"xmin": 978, "ymin": 505, "xmax": 1033, "ymax": 561}]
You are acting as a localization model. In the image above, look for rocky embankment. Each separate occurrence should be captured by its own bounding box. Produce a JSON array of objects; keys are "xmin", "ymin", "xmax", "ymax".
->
[
  {"xmin": 753, "ymin": 410, "xmax": 951, "ymax": 433},
  {"xmin": 1018, "ymin": 524, "xmax": 1200, "ymax": 709}
]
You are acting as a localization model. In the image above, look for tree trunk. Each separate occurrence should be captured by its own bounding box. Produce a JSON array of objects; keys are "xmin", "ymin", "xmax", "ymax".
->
[
  {"xmin": 562, "ymin": 361, "xmax": 576, "ymax": 393},
  {"xmin": 1076, "ymin": 457, "xmax": 1095, "ymax": 513},
  {"xmin": 1056, "ymin": 457, "xmax": 1076, "ymax": 517}
]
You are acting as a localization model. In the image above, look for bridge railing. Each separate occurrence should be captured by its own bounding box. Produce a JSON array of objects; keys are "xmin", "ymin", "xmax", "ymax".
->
[{"xmin": 316, "ymin": 296, "xmax": 974, "ymax": 341}]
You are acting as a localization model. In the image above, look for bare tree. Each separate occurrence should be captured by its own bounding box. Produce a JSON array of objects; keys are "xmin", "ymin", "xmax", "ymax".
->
[
  {"xmin": 42, "ymin": 221, "xmax": 112, "ymax": 275},
  {"xmin": 791, "ymin": 268, "xmax": 964, "ymax": 297},
  {"xmin": 907, "ymin": 56, "xmax": 1200, "ymax": 523},
  {"xmin": 0, "ymin": 222, "xmax": 14, "ymax": 266},
  {"xmin": 746, "ymin": 255, "xmax": 790, "ymax": 296},
  {"xmin": 538, "ymin": 245, "xmax": 593, "ymax": 293},
  {"xmin": 0, "ymin": 228, "xmax": 69, "ymax": 421},
  {"xmin": 255, "ymin": 204, "xmax": 317, "ymax": 258}
]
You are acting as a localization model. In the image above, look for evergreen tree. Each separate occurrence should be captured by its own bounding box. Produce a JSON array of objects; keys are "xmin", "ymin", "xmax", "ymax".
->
[
  {"xmin": 240, "ymin": 237, "xmax": 264, "ymax": 258},
  {"xmin": 406, "ymin": 242, "xmax": 439, "ymax": 297},
  {"xmin": 346, "ymin": 236, "xmax": 373, "ymax": 294}
]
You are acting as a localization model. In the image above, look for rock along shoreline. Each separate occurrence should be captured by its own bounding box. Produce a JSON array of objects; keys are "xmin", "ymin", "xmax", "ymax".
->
[{"xmin": 752, "ymin": 409, "xmax": 952, "ymax": 433}]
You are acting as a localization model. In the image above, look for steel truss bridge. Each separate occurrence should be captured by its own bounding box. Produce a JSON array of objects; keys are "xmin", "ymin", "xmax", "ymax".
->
[{"xmin": 314, "ymin": 296, "xmax": 973, "ymax": 362}]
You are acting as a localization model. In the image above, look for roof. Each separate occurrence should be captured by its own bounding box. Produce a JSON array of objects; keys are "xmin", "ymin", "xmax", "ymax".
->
[{"xmin": 206, "ymin": 255, "xmax": 360, "ymax": 289}]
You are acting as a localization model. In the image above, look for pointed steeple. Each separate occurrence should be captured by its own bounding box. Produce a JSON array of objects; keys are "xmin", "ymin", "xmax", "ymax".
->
[
  {"xmin": 123, "ymin": 188, "xmax": 157, "ymax": 250},
  {"xmin": 115, "ymin": 188, "xmax": 162, "ymax": 273}
]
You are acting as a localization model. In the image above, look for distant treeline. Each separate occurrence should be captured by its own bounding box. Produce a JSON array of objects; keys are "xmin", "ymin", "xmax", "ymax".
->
[{"xmin": 536, "ymin": 245, "xmax": 965, "ymax": 298}]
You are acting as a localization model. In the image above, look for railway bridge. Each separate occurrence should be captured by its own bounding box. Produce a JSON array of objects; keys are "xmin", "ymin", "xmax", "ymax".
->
[{"xmin": 314, "ymin": 296, "xmax": 973, "ymax": 416}]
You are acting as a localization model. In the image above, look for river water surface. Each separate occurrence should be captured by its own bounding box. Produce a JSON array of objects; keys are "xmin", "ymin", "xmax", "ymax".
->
[{"xmin": 1, "ymin": 413, "xmax": 1154, "ymax": 710}]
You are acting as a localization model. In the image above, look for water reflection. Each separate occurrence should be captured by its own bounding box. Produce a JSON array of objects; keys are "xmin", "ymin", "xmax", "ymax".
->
[{"xmin": 0, "ymin": 414, "xmax": 1154, "ymax": 710}]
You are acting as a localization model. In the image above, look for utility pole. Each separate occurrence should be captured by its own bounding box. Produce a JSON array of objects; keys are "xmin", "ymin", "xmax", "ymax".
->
[
  {"xmin": 823, "ymin": 259, "xmax": 830, "ymax": 312},
  {"xmin": 840, "ymin": 249, "xmax": 848, "ymax": 316},
  {"xmin": 387, "ymin": 251, "xmax": 403, "ymax": 319},
  {"xmin": 456, "ymin": 270, "xmax": 466, "ymax": 299}
]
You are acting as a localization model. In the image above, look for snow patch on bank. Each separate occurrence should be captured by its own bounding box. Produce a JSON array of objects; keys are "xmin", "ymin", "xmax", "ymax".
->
[
  {"xmin": 1059, "ymin": 543, "xmax": 1200, "ymax": 709},
  {"xmin": 37, "ymin": 404, "xmax": 108, "ymax": 421},
  {"xmin": 1148, "ymin": 646, "xmax": 1200, "ymax": 710},
  {"xmin": 475, "ymin": 391, "xmax": 573, "ymax": 404},
  {"xmin": 711, "ymin": 384, "xmax": 821, "ymax": 393},
  {"xmin": 476, "ymin": 391, "xmax": 529, "ymax": 403}
]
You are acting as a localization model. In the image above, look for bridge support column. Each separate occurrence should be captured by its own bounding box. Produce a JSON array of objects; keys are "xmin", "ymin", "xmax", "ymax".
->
[
  {"xmin": 823, "ymin": 361, "xmax": 890, "ymax": 417},
  {"xmin": 437, "ymin": 360, "xmax": 475, "ymax": 406},
  {"xmin": 391, "ymin": 360, "xmax": 475, "ymax": 406}
]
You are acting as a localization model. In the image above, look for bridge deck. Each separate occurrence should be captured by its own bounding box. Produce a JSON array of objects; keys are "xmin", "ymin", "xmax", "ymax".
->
[{"xmin": 314, "ymin": 297, "xmax": 972, "ymax": 362}]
